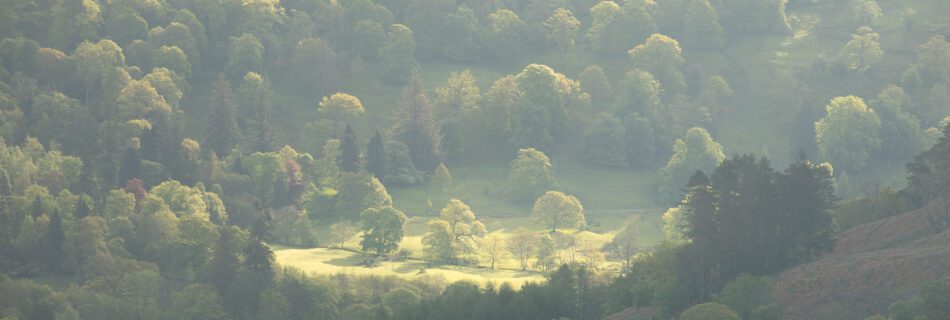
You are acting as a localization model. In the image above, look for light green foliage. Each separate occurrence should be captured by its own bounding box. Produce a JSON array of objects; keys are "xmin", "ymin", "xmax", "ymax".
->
[
  {"xmin": 150, "ymin": 180, "xmax": 210, "ymax": 219},
  {"xmin": 423, "ymin": 199, "xmax": 486, "ymax": 264},
  {"xmin": 351, "ymin": 20, "xmax": 386, "ymax": 59},
  {"xmin": 588, "ymin": 0, "xmax": 657, "ymax": 54},
  {"xmin": 382, "ymin": 141, "xmax": 423, "ymax": 185},
  {"xmin": 151, "ymin": 46, "xmax": 192, "ymax": 79},
  {"xmin": 169, "ymin": 284, "xmax": 229, "ymax": 320},
  {"xmin": 815, "ymin": 96, "xmax": 881, "ymax": 172},
  {"xmin": 714, "ymin": 274, "xmax": 780, "ymax": 320},
  {"xmin": 439, "ymin": 6, "xmax": 480, "ymax": 61},
  {"xmin": 329, "ymin": 220, "xmax": 358, "ymax": 248},
  {"xmin": 379, "ymin": 24, "xmax": 418, "ymax": 83},
  {"xmin": 104, "ymin": 190, "xmax": 136, "ymax": 218},
  {"xmin": 383, "ymin": 287, "xmax": 420, "ymax": 317},
  {"xmin": 848, "ymin": 0, "xmax": 882, "ymax": 26},
  {"xmin": 318, "ymin": 93, "xmax": 364, "ymax": 124},
  {"xmin": 483, "ymin": 9, "xmax": 527, "ymax": 58},
  {"xmin": 684, "ymin": 0, "xmax": 724, "ymax": 49},
  {"xmin": 291, "ymin": 37, "xmax": 340, "ymax": 92},
  {"xmin": 509, "ymin": 64, "xmax": 589, "ymax": 151},
  {"xmin": 832, "ymin": 188, "xmax": 910, "ymax": 231},
  {"xmin": 148, "ymin": 22, "xmax": 199, "ymax": 65},
  {"xmin": 662, "ymin": 207, "xmax": 686, "ymax": 243},
  {"xmin": 578, "ymin": 65, "xmax": 612, "ymax": 106},
  {"xmin": 71, "ymin": 39, "xmax": 128, "ymax": 103},
  {"xmin": 115, "ymin": 79, "xmax": 172, "ymax": 122},
  {"xmin": 532, "ymin": 191, "xmax": 585, "ymax": 232},
  {"xmin": 629, "ymin": 34, "xmax": 686, "ymax": 96},
  {"xmin": 679, "ymin": 303, "xmax": 741, "ymax": 320},
  {"xmin": 659, "ymin": 127, "xmax": 725, "ymax": 203},
  {"xmin": 585, "ymin": 113, "xmax": 627, "ymax": 167},
  {"xmin": 543, "ymin": 8, "xmax": 580, "ymax": 52},
  {"xmin": 914, "ymin": 35, "xmax": 950, "ymax": 87},
  {"xmin": 432, "ymin": 163, "xmax": 452, "ymax": 192},
  {"xmin": 839, "ymin": 26, "xmax": 883, "ymax": 73},
  {"xmin": 65, "ymin": 216, "xmax": 110, "ymax": 272},
  {"xmin": 871, "ymin": 86, "xmax": 926, "ymax": 160},
  {"xmin": 244, "ymin": 152, "xmax": 286, "ymax": 207},
  {"xmin": 360, "ymin": 206, "xmax": 407, "ymax": 255},
  {"xmin": 227, "ymin": 33, "xmax": 264, "ymax": 81},
  {"xmin": 506, "ymin": 148, "xmax": 559, "ymax": 202},
  {"xmin": 434, "ymin": 70, "xmax": 480, "ymax": 122},
  {"xmin": 334, "ymin": 172, "xmax": 393, "ymax": 219}
]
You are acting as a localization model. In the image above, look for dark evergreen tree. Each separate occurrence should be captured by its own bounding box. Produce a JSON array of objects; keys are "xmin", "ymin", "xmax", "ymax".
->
[
  {"xmin": 77, "ymin": 163, "xmax": 101, "ymax": 204},
  {"xmin": 904, "ymin": 124, "xmax": 950, "ymax": 207},
  {"xmin": 211, "ymin": 226, "xmax": 240, "ymax": 310},
  {"xmin": 250, "ymin": 208, "xmax": 273, "ymax": 241},
  {"xmin": 254, "ymin": 92, "xmax": 275, "ymax": 153},
  {"xmin": 338, "ymin": 124, "xmax": 361, "ymax": 172},
  {"xmin": 44, "ymin": 208, "xmax": 65, "ymax": 271},
  {"xmin": 366, "ymin": 131, "xmax": 386, "ymax": 178},
  {"xmin": 777, "ymin": 153, "xmax": 835, "ymax": 265},
  {"xmin": 678, "ymin": 170, "xmax": 722, "ymax": 304},
  {"xmin": 392, "ymin": 71, "xmax": 442, "ymax": 171},
  {"xmin": 0, "ymin": 169, "xmax": 11, "ymax": 244},
  {"xmin": 75, "ymin": 196, "xmax": 91, "ymax": 219},
  {"xmin": 204, "ymin": 74, "xmax": 241, "ymax": 157},
  {"xmin": 32, "ymin": 196, "xmax": 43, "ymax": 218},
  {"xmin": 118, "ymin": 146, "xmax": 140, "ymax": 186}
]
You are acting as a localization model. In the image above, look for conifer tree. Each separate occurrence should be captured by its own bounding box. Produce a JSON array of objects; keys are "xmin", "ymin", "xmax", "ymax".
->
[
  {"xmin": 45, "ymin": 208, "xmax": 65, "ymax": 271},
  {"xmin": 118, "ymin": 146, "xmax": 141, "ymax": 186},
  {"xmin": 392, "ymin": 71, "xmax": 442, "ymax": 171},
  {"xmin": 75, "ymin": 196, "xmax": 91, "ymax": 219},
  {"xmin": 338, "ymin": 124, "xmax": 361, "ymax": 173},
  {"xmin": 204, "ymin": 74, "xmax": 240, "ymax": 157},
  {"xmin": 32, "ymin": 196, "xmax": 44, "ymax": 219},
  {"xmin": 366, "ymin": 131, "xmax": 386, "ymax": 178}
]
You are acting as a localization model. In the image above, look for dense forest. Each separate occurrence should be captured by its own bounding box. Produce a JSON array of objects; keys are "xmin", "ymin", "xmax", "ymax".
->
[{"xmin": 0, "ymin": 0, "xmax": 949, "ymax": 319}]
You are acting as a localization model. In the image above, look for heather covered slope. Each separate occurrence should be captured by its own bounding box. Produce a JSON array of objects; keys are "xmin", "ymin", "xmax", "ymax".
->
[{"xmin": 773, "ymin": 201, "xmax": 950, "ymax": 319}]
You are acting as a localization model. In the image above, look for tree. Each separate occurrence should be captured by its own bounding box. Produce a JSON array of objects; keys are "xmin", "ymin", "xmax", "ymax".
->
[
  {"xmin": 236, "ymin": 72, "xmax": 275, "ymax": 152},
  {"xmin": 713, "ymin": 275, "xmax": 778, "ymax": 320},
  {"xmin": 365, "ymin": 131, "xmax": 386, "ymax": 179},
  {"xmin": 629, "ymin": 34, "xmax": 686, "ymax": 97},
  {"xmin": 543, "ymin": 8, "xmax": 580, "ymax": 52},
  {"xmin": 679, "ymin": 303, "xmax": 740, "ymax": 320},
  {"xmin": 482, "ymin": 9, "xmax": 527, "ymax": 59},
  {"xmin": 439, "ymin": 6, "xmax": 480, "ymax": 61},
  {"xmin": 351, "ymin": 20, "xmax": 386, "ymax": 59},
  {"xmin": 815, "ymin": 96, "xmax": 881, "ymax": 172},
  {"xmin": 151, "ymin": 46, "xmax": 192, "ymax": 79},
  {"xmin": 423, "ymin": 199, "xmax": 487, "ymax": 264},
  {"xmin": 684, "ymin": 0, "xmax": 724, "ymax": 49},
  {"xmin": 839, "ymin": 26, "xmax": 883, "ymax": 72},
  {"xmin": 359, "ymin": 206, "xmax": 407, "ymax": 255},
  {"xmin": 44, "ymin": 208, "xmax": 65, "ymax": 271},
  {"xmin": 506, "ymin": 148, "xmax": 559, "ymax": 202},
  {"xmin": 338, "ymin": 124, "xmax": 361, "ymax": 173},
  {"xmin": 481, "ymin": 234, "xmax": 508, "ymax": 270},
  {"xmin": 659, "ymin": 128, "xmax": 725, "ymax": 203},
  {"xmin": 849, "ymin": 0, "xmax": 882, "ymax": 26},
  {"xmin": 318, "ymin": 93, "xmax": 364, "ymax": 126},
  {"xmin": 211, "ymin": 226, "xmax": 240, "ymax": 299},
  {"xmin": 379, "ymin": 24, "xmax": 418, "ymax": 83},
  {"xmin": 914, "ymin": 35, "xmax": 950, "ymax": 87},
  {"xmin": 291, "ymin": 37, "xmax": 341, "ymax": 93},
  {"xmin": 533, "ymin": 191, "xmax": 585, "ymax": 232},
  {"xmin": 508, "ymin": 228, "xmax": 537, "ymax": 271},
  {"xmin": 334, "ymin": 172, "xmax": 393, "ymax": 220},
  {"xmin": 170, "ymin": 284, "xmax": 229, "ymax": 320},
  {"xmin": 392, "ymin": 71, "xmax": 442, "ymax": 171},
  {"xmin": 383, "ymin": 141, "xmax": 424, "ymax": 185},
  {"xmin": 578, "ymin": 65, "xmax": 613, "ymax": 106},
  {"xmin": 204, "ymin": 74, "xmax": 240, "ymax": 157},
  {"xmin": 585, "ymin": 113, "xmax": 627, "ymax": 167},
  {"xmin": 432, "ymin": 163, "xmax": 452, "ymax": 192},
  {"xmin": 149, "ymin": 22, "xmax": 199, "ymax": 66},
  {"xmin": 329, "ymin": 221, "xmax": 358, "ymax": 249},
  {"xmin": 433, "ymin": 70, "xmax": 480, "ymax": 123},
  {"xmin": 118, "ymin": 146, "xmax": 141, "ymax": 187},
  {"xmin": 588, "ymin": 0, "xmax": 657, "ymax": 54},
  {"xmin": 509, "ymin": 64, "xmax": 587, "ymax": 151},
  {"xmin": 871, "ymin": 86, "xmax": 926, "ymax": 161},
  {"xmin": 227, "ymin": 33, "xmax": 264, "ymax": 81}
]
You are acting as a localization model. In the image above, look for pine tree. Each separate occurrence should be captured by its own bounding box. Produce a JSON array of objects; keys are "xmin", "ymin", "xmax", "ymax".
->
[
  {"xmin": 45, "ymin": 208, "xmax": 65, "ymax": 272},
  {"xmin": 204, "ymin": 74, "xmax": 241, "ymax": 157},
  {"xmin": 75, "ymin": 196, "xmax": 91, "ymax": 219},
  {"xmin": 392, "ymin": 71, "xmax": 442, "ymax": 171},
  {"xmin": 78, "ymin": 163, "xmax": 101, "ymax": 204},
  {"xmin": 338, "ymin": 124, "xmax": 361, "ymax": 173},
  {"xmin": 118, "ymin": 146, "xmax": 140, "ymax": 187},
  {"xmin": 211, "ymin": 226, "xmax": 240, "ymax": 311},
  {"xmin": 32, "ymin": 196, "xmax": 43, "ymax": 218},
  {"xmin": 366, "ymin": 131, "xmax": 386, "ymax": 178}
]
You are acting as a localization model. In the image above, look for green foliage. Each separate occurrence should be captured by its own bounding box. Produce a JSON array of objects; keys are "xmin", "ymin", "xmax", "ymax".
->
[
  {"xmin": 334, "ymin": 172, "xmax": 393, "ymax": 220},
  {"xmin": 227, "ymin": 33, "xmax": 264, "ymax": 81},
  {"xmin": 379, "ymin": 24, "xmax": 418, "ymax": 83},
  {"xmin": 833, "ymin": 187, "xmax": 910, "ymax": 231},
  {"xmin": 629, "ymin": 34, "xmax": 686, "ymax": 97},
  {"xmin": 360, "ymin": 206, "xmax": 407, "ymax": 255},
  {"xmin": 483, "ymin": 9, "xmax": 527, "ymax": 58},
  {"xmin": 543, "ymin": 8, "xmax": 580, "ymax": 52},
  {"xmin": 383, "ymin": 141, "xmax": 423, "ymax": 185},
  {"xmin": 532, "ymin": 191, "xmax": 585, "ymax": 232},
  {"xmin": 659, "ymin": 128, "xmax": 724, "ymax": 203},
  {"xmin": 392, "ymin": 71, "xmax": 442, "ymax": 171},
  {"xmin": 815, "ymin": 96, "xmax": 882, "ymax": 172},
  {"xmin": 679, "ymin": 303, "xmax": 740, "ymax": 320},
  {"xmin": 588, "ymin": 0, "xmax": 657, "ymax": 54},
  {"xmin": 423, "ymin": 199, "xmax": 486, "ymax": 264},
  {"xmin": 714, "ymin": 275, "xmax": 780, "ymax": 320},
  {"xmin": 684, "ymin": 0, "xmax": 725, "ymax": 49},
  {"xmin": 203, "ymin": 75, "xmax": 240, "ymax": 157},
  {"xmin": 318, "ymin": 93, "xmax": 365, "ymax": 124},
  {"xmin": 839, "ymin": 26, "xmax": 883, "ymax": 73},
  {"xmin": 506, "ymin": 148, "xmax": 559, "ymax": 203},
  {"xmin": 291, "ymin": 37, "xmax": 340, "ymax": 93},
  {"xmin": 585, "ymin": 113, "xmax": 627, "ymax": 167}
]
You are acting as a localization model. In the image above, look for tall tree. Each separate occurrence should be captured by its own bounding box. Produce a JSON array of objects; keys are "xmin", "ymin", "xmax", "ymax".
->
[
  {"xmin": 628, "ymin": 34, "xmax": 686, "ymax": 97},
  {"xmin": 359, "ymin": 206, "xmax": 407, "ymax": 256},
  {"xmin": 543, "ymin": 8, "xmax": 581, "ymax": 52},
  {"xmin": 211, "ymin": 226, "xmax": 240, "ymax": 309},
  {"xmin": 683, "ymin": 0, "xmax": 725, "ymax": 49},
  {"xmin": 532, "ymin": 191, "xmax": 586, "ymax": 232},
  {"xmin": 379, "ymin": 24, "xmax": 418, "ymax": 83},
  {"xmin": 204, "ymin": 74, "xmax": 240, "ymax": 157},
  {"xmin": 506, "ymin": 148, "xmax": 559, "ymax": 202},
  {"xmin": 365, "ymin": 131, "xmax": 386, "ymax": 178},
  {"xmin": 392, "ymin": 71, "xmax": 442, "ymax": 171},
  {"xmin": 44, "ymin": 208, "xmax": 65, "ymax": 272},
  {"xmin": 118, "ymin": 146, "xmax": 141, "ymax": 187},
  {"xmin": 659, "ymin": 127, "xmax": 725, "ymax": 203},
  {"xmin": 815, "ymin": 95, "xmax": 881, "ymax": 172},
  {"xmin": 338, "ymin": 124, "xmax": 361, "ymax": 173}
]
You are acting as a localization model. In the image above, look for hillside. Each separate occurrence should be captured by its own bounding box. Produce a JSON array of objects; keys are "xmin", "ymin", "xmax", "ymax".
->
[{"xmin": 773, "ymin": 200, "xmax": 950, "ymax": 319}]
